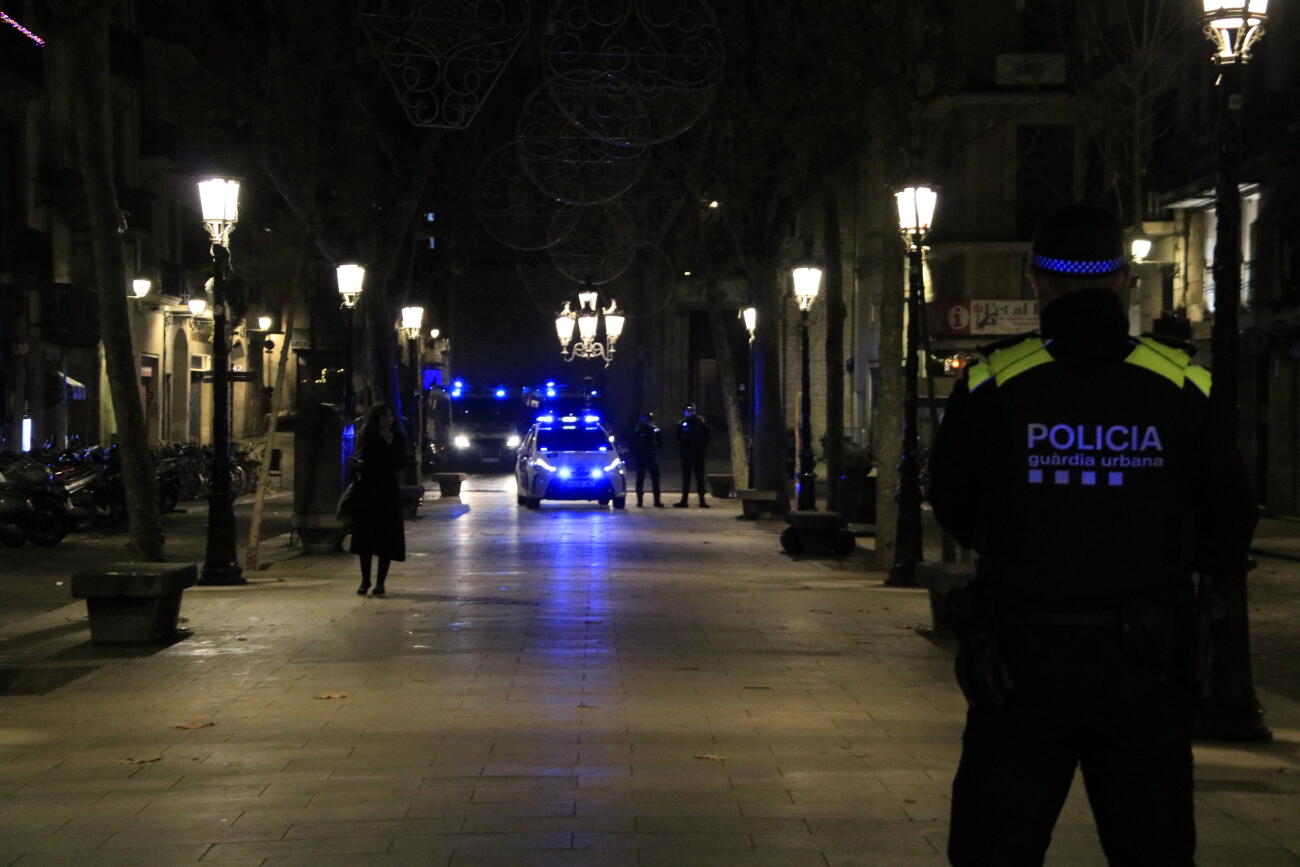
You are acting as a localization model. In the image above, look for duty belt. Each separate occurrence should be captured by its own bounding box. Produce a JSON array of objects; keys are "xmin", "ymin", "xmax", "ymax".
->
[{"xmin": 998, "ymin": 609, "xmax": 1122, "ymax": 630}]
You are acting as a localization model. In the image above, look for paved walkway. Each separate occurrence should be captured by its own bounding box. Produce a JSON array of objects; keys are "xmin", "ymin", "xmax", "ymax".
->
[{"xmin": 0, "ymin": 478, "xmax": 1297, "ymax": 866}]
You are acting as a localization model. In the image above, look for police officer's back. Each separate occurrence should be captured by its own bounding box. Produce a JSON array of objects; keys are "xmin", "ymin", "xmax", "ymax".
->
[{"xmin": 928, "ymin": 205, "xmax": 1256, "ymax": 866}]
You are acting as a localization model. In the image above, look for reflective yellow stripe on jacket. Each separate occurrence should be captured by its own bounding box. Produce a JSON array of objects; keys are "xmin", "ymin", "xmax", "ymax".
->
[
  {"xmin": 1123, "ymin": 336, "xmax": 1212, "ymax": 397},
  {"xmin": 968, "ymin": 337, "xmax": 1053, "ymax": 391}
]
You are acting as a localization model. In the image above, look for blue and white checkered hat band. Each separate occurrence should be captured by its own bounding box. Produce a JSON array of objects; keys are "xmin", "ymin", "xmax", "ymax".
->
[{"xmin": 1030, "ymin": 254, "xmax": 1124, "ymax": 275}]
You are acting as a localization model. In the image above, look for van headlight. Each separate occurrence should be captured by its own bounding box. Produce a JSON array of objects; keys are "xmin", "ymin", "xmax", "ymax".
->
[
  {"xmin": 506, "ymin": 434, "xmax": 521, "ymax": 448},
  {"xmin": 453, "ymin": 435, "xmax": 471, "ymax": 449}
]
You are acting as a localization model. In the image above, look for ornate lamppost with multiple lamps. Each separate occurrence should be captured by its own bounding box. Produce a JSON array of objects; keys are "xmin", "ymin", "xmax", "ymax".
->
[{"xmin": 555, "ymin": 283, "xmax": 625, "ymax": 367}]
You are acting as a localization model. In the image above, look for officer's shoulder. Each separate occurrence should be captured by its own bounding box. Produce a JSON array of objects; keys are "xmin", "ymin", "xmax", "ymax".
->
[
  {"xmin": 1139, "ymin": 331, "xmax": 1199, "ymax": 359},
  {"xmin": 973, "ymin": 330, "xmax": 1040, "ymax": 359}
]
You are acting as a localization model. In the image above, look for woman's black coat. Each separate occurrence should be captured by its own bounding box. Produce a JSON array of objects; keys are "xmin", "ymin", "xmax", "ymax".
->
[{"xmin": 348, "ymin": 429, "xmax": 407, "ymax": 561}]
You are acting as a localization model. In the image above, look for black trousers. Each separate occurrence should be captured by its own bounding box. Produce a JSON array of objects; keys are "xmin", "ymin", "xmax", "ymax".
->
[
  {"xmin": 949, "ymin": 623, "xmax": 1195, "ymax": 867},
  {"xmin": 633, "ymin": 453, "xmax": 660, "ymax": 500},
  {"xmin": 679, "ymin": 454, "xmax": 706, "ymax": 498}
]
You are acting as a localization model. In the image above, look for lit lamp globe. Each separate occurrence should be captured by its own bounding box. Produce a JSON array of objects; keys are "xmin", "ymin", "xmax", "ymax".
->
[
  {"xmin": 791, "ymin": 263, "xmax": 823, "ymax": 312},
  {"xmin": 1203, "ymin": 0, "xmax": 1270, "ymax": 63},
  {"xmin": 257, "ymin": 315, "xmax": 273, "ymax": 331},
  {"xmin": 555, "ymin": 305, "xmax": 577, "ymax": 346},
  {"xmin": 400, "ymin": 305, "xmax": 424, "ymax": 341},
  {"xmin": 336, "ymin": 264, "xmax": 365, "ymax": 309},
  {"xmin": 429, "ymin": 328, "xmax": 441, "ymax": 340},
  {"xmin": 603, "ymin": 302, "xmax": 625, "ymax": 344},
  {"xmin": 187, "ymin": 295, "xmax": 208, "ymax": 316},
  {"xmin": 196, "ymin": 178, "xmax": 240, "ymax": 244},
  {"xmin": 1131, "ymin": 236, "xmax": 1153, "ymax": 263},
  {"xmin": 896, "ymin": 185, "xmax": 939, "ymax": 244},
  {"xmin": 131, "ymin": 278, "xmax": 151, "ymax": 298},
  {"xmin": 741, "ymin": 306, "xmax": 757, "ymax": 339}
]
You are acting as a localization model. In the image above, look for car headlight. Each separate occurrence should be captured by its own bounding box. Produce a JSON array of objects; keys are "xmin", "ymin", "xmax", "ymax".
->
[
  {"xmin": 534, "ymin": 458, "xmax": 556, "ymax": 472},
  {"xmin": 506, "ymin": 434, "xmax": 521, "ymax": 448},
  {"xmin": 557, "ymin": 467, "xmax": 572, "ymax": 479},
  {"xmin": 453, "ymin": 435, "xmax": 471, "ymax": 449}
]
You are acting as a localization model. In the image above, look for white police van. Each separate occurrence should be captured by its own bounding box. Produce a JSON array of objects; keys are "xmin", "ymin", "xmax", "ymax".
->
[{"xmin": 514, "ymin": 413, "xmax": 626, "ymax": 509}]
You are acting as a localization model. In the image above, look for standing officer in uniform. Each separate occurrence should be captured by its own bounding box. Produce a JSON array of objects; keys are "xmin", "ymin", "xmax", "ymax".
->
[
  {"xmin": 674, "ymin": 402, "xmax": 711, "ymax": 508},
  {"xmin": 928, "ymin": 205, "xmax": 1256, "ymax": 866},
  {"xmin": 629, "ymin": 411, "xmax": 663, "ymax": 507}
]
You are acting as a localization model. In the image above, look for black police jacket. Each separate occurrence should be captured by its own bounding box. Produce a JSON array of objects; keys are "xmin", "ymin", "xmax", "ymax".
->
[
  {"xmin": 629, "ymin": 421, "xmax": 661, "ymax": 455},
  {"xmin": 677, "ymin": 415, "xmax": 711, "ymax": 457},
  {"xmin": 928, "ymin": 289, "xmax": 1257, "ymax": 606}
]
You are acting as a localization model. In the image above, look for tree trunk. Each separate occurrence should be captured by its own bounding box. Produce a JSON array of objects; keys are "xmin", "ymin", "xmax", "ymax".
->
[
  {"xmin": 874, "ymin": 210, "xmax": 906, "ymax": 571},
  {"xmin": 705, "ymin": 279, "xmax": 749, "ymax": 486},
  {"xmin": 60, "ymin": 8, "xmax": 164, "ymax": 560},
  {"xmin": 751, "ymin": 269, "xmax": 790, "ymax": 512},
  {"xmin": 822, "ymin": 187, "xmax": 846, "ymax": 513},
  {"xmin": 245, "ymin": 293, "xmax": 299, "ymax": 571}
]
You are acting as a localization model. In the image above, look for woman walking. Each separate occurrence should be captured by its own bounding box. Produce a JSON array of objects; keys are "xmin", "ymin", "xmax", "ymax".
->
[{"xmin": 350, "ymin": 402, "xmax": 406, "ymax": 595}]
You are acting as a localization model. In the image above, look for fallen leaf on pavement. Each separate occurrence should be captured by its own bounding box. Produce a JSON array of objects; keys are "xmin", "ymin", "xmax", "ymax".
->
[
  {"xmin": 694, "ymin": 754, "xmax": 727, "ymax": 761},
  {"xmin": 174, "ymin": 721, "xmax": 215, "ymax": 730},
  {"xmin": 315, "ymin": 692, "xmax": 349, "ymax": 700},
  {"xmin": 113, "ymin": 756, "xmax": 161, "ymax": 764}
]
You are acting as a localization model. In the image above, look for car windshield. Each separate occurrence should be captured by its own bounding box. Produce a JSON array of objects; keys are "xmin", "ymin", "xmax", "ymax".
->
[
  {"xmin": 537, "ymin": 427, "xmax": 610, "ymax": 452},
  {"xmin": 452, "ymin": 397, "xmax": 516, "ymax": 422}
]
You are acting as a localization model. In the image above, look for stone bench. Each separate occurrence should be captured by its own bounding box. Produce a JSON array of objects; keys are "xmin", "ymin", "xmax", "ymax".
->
[
  {"xmin": 430, "ymin": 473, "xmax": 468, "ymax": 498},
  {"xmin": 705, "ymin": 474, "xmax": 735, "ymax": 499},
  {"xmin": 914, "ymin": 562, "xmax": 975, "ymax": 632},
  {"xmin": 398, "ymin": 484, "xmax": 425, "ymax": 518},
  {"xmin": 780, "ymin": 510, "xmax": 855, "ymax": 556},
  {"xmin": 735, "ymin": 488, "xmax": 780, "ymax": 519},
  {"xmin": 71, "ymin": 562, "xmax": 197, "ymax": 644}
]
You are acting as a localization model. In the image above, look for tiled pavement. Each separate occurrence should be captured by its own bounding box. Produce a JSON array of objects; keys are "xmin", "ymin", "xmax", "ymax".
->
[{"xmin": 0, "ymin": 478, "xmax": 1297, "ymax": 866}]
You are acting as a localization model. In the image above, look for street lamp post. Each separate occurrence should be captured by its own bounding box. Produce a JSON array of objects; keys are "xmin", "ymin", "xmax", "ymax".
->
[
  {"xmin": 1197, "ymin": 0, "xmax": 1272, "ymax": 742},
  {"xmin": 791, "ymin": 262, "xmax": 822, "ymax": 511},
  {"xmin": 336, "ymin": 264, "xmax": 365, "ymax": 416},
  {"xmin": 196, "ymin": 177, "xmax": 245, "ymax": 586},
  {"xmin": 555, "ymin": 283, "xmax": 625, "ymax": 366},
  {"xmin": 400, "ymin": 305, "xmax": 424, "ymax": 484},
  {"xmin": 888, "ymin": 184, "xmax": 938, "ymax": 588},
  {"xmin": 741, "ymin": 306, "xmax": 757, "ymax": 489}
]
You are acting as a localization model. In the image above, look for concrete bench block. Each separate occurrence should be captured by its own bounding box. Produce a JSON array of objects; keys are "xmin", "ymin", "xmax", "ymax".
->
[
  {"xmin": 780, "ymin": 511, "xmax": 855, "ymax": 556},
  {"xmin": 398, "ymin": 484, "xmax": 425, "ymax": 518},
  {"xmin": 292, "ymin": 512, "xmax": 347, "ymax": 555},
  {"xmin": 431, "ymin": 473, "xmax": 468, "ymax": 497},
  {"xmin": 735, "ymin": 489, "xmax": 779, "ymax": 519},
  {"xmin": 71, "ymin": 563, "xmax": 197, "ymax": 644},
  {"xmin": 705, "ymin": 474, "xmax": 735, "ymax": 499}
]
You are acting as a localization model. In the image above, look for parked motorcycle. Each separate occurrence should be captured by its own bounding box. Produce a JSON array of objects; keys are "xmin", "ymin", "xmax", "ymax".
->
[{"xmin": 0, "ymin": 459, "xmax": 71, "ymax": 546}]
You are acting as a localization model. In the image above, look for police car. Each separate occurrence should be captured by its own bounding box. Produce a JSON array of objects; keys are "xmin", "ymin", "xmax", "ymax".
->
[{"xmin": 515, "ymin": 413, "xmax": 626, "ymax": 509}]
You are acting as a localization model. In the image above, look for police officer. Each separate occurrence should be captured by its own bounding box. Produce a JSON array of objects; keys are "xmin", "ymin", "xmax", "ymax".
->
[
  {"xmin": 928, "ymin": 204, "xmax": 1256, "ymax": 866},
  {"xmin": 629, "ymin": 411, "xmax": 663, "ymax": 507},
  {"xmin": 674, "ymin": 402, "xmax": 711, "ymax": 508}
]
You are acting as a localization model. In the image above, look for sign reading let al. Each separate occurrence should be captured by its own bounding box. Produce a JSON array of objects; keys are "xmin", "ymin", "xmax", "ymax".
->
[{"xmin": 933, "ymin": 299, "xmax": 1039, "ymax": 335}]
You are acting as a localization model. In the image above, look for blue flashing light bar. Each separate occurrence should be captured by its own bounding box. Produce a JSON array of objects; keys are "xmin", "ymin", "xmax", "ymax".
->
[
  {"xmin": 494, "ymin": 388, "xmax": 506, "ymax": 398},
  {"xmin": 583, "ymin": 414, "xmax": 600, "ymax": 423},
  {"xmin": 453, "ymin": 379, "xmax": 464, "ymax": 388},
  {"xmin": 546, "ymin": 388, "xmax": 556, "ymax": 397},
  {"xmin": 536, "ymin": 414, "xmax": 555, "ymax": 423},
  {"xmin": 451, "ymin": 389, "xmax": 462, "ymax": 398},
  {"xmin": 560, "ymin": 415, "xmax": 579, "ymax": 422},
  {"xmin": 546, "ymin": 380, "xmax": 555, "ymax": 387}
]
